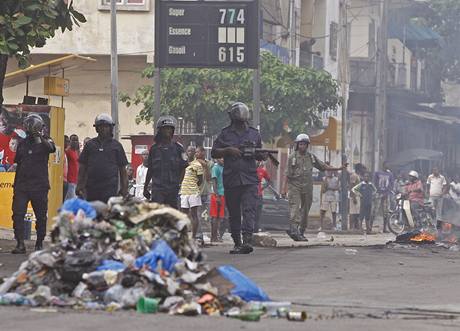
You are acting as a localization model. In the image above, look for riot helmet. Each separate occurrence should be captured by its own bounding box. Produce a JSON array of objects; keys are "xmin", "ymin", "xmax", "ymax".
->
[
  {"xmin": 93, "ymin": 113, "xmax": 115, "ymax": 127},
  {"xmin": 228, "ymin": 102, "xmax": 250, "ymax": 122},
  {"xmin": 156, "ymin": 115, "xmax": 177, "ymax": 130},
  {"xmin": 23, "ymin": 113, "xmax": 44, "ymax": 134},
  {"xmin": 294, "ymin": 133, "xmax": 310, "ymax": 151},
  {"xmin": 295, "ymin": 134, "xmax": 310, "ymax": 143}
]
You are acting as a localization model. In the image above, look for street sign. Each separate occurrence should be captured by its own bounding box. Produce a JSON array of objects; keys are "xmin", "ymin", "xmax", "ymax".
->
[{"xmin": 155, "ymin": 0, "xmax": 259, "ymax": 68}]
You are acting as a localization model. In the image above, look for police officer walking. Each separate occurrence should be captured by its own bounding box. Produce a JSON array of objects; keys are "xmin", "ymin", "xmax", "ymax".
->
[
  {"xmin": 143, "ymin": 116, "xmax": 188, "ymax": 209},
  {"xmin": 211, "ymin": 102, "xmax": 264, "ymax": 254},
  {"xmin": 11, "ymin": 113, "xmax": 56, "ymax": 253},
  {"xmin": 286, "ymin": 134, "xmax": 345, "ymax": 241},
  {"xmin": 77, "ymin": 113, "xmax": 129, "ymax": 203}
]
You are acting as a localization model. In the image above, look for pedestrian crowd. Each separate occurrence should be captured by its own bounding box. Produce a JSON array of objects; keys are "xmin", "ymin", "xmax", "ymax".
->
[{"xmin": 11, "ymin": 105, "xmax": 459, "ymax": 256}]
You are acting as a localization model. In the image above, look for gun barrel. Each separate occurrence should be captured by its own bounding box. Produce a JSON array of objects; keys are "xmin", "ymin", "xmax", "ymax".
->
[{"xmin": 255, "ymin": 149, "xmax": 278, "ymax": 154}]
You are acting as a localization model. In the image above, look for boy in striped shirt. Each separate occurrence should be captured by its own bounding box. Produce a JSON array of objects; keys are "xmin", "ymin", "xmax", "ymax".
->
[{"xmin": 180, "ymin": 146, "xmax": 204, "ymax": 240}]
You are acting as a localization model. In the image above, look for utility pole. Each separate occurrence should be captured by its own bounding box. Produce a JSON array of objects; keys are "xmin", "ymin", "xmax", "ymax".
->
[
  {"xmin": 110, "ymin": 0, "xmax": 119, "ymax": 140},
  {"xmin": 153, "ymin": 1, "xmax": 161, "ymax": 134},
  {"xmin": 253, "ymin": 0, "xmax": 261, "ymax": 129},
  {"xmin": 373, "ymin": 0, "xmax": 389, "ymax": 172},
  {"xmin": 154, "ymin": 68, "xmax": 161, "ymax": 133},
  {"xmin": 339, "ymin": 0, "xmax": 350, "ymax": 230},
  {"xmin": 288, "ymin": 0, "xmax": 296, "ymax": 65}
]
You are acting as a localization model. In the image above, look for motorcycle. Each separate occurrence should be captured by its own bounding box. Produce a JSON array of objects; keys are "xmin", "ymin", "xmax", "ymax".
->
[{"xmin": 388, "ymin": 193, "xmax": 436, "ymax": 235}]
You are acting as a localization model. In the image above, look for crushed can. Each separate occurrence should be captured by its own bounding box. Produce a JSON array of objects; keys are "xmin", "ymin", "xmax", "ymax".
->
[{"xmin": 287, "ymin": 311, "xmax": 307, "ymax": 321}]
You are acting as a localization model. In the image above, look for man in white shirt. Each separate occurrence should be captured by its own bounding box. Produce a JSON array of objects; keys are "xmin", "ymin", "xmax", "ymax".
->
[
  {"xmin": 135, "ymin": 150, "xmax": 149, "ymax": 199},
  {"xmin": 426, "ymin": 167, "xmax": 447, "ymax": 229}
]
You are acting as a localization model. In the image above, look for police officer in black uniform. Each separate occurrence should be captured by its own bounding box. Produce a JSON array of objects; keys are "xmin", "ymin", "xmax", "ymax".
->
[
  {"xmin": 77, "ymin": 113, "xmax": 129, "ymax": 203},
  {"xmin": 11, "ymin": 113, "xmax": 56, "ymax": 254},
  {"xmin": 211, "ymin": 102, "xmax": 264, "ymax": 254},
  {"xmin": 143, "ymin": 115, "xmax": 188, "ymax": 209}
]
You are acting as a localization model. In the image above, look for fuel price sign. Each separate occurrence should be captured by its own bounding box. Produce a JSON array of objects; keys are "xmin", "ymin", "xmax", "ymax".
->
[{"xmin": 155, "ymin": 0, "xmax": 259, "ymax": 68}]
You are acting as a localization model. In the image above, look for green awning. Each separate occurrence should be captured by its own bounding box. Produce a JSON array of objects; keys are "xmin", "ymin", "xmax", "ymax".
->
[{"xmin": 388, "ymin": 21, "xmax": 441, "ymax": 49}]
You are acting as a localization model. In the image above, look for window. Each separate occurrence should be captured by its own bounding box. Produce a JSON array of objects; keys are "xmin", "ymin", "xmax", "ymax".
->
[{"xmin": 98, "ymin": 0, "xmax": 150, "ymax": 11}]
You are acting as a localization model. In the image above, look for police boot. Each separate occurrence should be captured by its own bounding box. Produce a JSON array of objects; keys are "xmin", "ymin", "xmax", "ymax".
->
[
  {"xmin": 229, "ymin": 233, "xmax": 243, "ymax": 254},
  {"xmin": 35, "ymin": 240, "xmax": 43, "ymax": 251},
  {"xmin": 286, "ymin": 225, "xmax": 302, "ymax": 242},
  {"xmin": 11, "ymin": 240, "xmax": 26, "ymax": 254},
  {"xmin": 298, "ymin": 227, "xmax": 309, "ymax": 242},
  {"xmin": 241, "ymin": 233, "xmax": 254, "ymax": 254}
]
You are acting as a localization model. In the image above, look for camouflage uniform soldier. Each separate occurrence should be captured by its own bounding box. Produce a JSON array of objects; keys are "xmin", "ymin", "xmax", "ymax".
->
[{"xmin": 286, "ymin": 134, "xmax": 345, "ymax": 241}]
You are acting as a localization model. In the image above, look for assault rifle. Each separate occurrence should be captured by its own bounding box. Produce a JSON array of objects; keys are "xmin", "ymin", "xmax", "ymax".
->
[{"xmin": 240, "ymin": 141, "xmax": 279, "ymax": 167}]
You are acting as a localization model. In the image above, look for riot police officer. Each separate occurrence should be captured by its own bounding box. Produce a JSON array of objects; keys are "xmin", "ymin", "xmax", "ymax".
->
[
  {"xmin": 77, "ymin": 113, "xmax": 129, "ymax": 202},
  {"xmin": 211, "ymin": 102, "xmax": 264, "ymax": 254},
  {"xmin": 12, "ymin": 113, "xmax": 56, "ymax": 253},
  {"xmin": 286, "ymin": 134, "xmax": 345, "ymax": 241},
  {"xmin": 143, "ymin": 115, "xmax": 188, "ymax": 209}
]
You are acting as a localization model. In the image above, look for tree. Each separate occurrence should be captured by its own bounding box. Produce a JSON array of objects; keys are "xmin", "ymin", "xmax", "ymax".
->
[
  {"xmin": 121, "ymin": 52, "xmax": 341, "ymax": 141},
  {"xmin": 420, "ymin": 0, "xmax": 460, "ymax": 83},
  {"xmin": 0, "ymin": 0, "xmax": 86, "ymax": 105}
]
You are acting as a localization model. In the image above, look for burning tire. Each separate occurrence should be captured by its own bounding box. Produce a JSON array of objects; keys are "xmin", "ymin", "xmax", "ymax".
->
[{"xmin": 388, "ymin": 212, "xmax": 406, "ymax": 235}]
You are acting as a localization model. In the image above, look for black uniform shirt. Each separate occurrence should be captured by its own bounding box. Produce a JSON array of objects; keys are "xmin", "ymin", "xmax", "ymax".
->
[
  {"xmin": 79, "ymin": 137, "xmax": 128, "ymax": 194},
  {"xmin": 148, "ymin": 142, "xmax": 188, "ymax": 192},
  {"xmin": 212, "ymin": 125, "xmax": 262, "ymax": 188},
  {"xmin": 14, "ymin": 136, "xmax": 56, "ymax": 191}
]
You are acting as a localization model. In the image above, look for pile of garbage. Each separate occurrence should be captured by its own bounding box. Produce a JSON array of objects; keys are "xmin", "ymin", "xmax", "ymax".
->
[{"xmin": 0, "ymin": 198, "xmax": 303, "ymax": 321}]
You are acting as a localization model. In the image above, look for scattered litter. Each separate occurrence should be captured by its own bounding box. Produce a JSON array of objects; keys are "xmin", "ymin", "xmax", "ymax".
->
[
  {"xmin": 0, "ymin": 198, "xmax": 296, "ymax": 322},
  {"xmin": 449, "ymin": 245, "xmax": 460, "ymax": 252},
  {"xmin": 287, "ymin": 311, "xmax": 307, "ymax": 321},
  {"xmin": 252, "ymin": 232, "xmax": 277, "ymax": 247},
  {"xmin": 30, "ymin": 308, "xmax": 58, "ymax": 313},
  {"xmin": 317, "ymin": 232, "xmax": 327, "ymax": 240},
  {"xmin": 344, "ymin": 249, "xmax": 358, "ymax": 255}
]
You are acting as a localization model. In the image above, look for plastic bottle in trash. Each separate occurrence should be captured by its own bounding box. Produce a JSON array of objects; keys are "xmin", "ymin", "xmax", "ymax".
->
[
  {"xmin": 83, "ymin": 271, "xmax": 108, "ymax": 290},
  {"xmin": 0, "ymin": 293, "xmax": 29, "ymax": 305}
]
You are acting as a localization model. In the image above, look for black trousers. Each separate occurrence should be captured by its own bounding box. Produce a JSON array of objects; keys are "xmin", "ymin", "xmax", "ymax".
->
[
  {"xmin": 254, "ymin": 196, "xmax": 263, "ymax": 232},
  {"xmin": 360, "ymin": 202, "xmax": 372, "ymax": 231},
  {"xmin": 86, "ymin": 187, "xmax": 118, "ymax": 204},
  {"xmin": 225, "ymin": 184, "xmax": 257, "ymax": 236},
  {"xmin": 12, "ymin": 189, "xmax": 48, "ymax": 242},
  {"xmin": 151, "ymin": 190, "xmax": 179, "ymax": 209}
]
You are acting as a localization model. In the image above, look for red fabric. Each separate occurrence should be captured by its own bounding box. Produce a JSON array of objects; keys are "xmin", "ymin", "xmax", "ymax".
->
[
  {"xmin": 63, "ymin": 154, "xmax": 68, "ymax": 182},
  {"xmin": 65, "ymin": 148, "xmax": 79, "ymax": 184},
  {"xmin": 0, "ymin": 133, "xmax": 17, "ymax": 166},
  {"xmin": 257, "ymin": 167, "xmax": 270, "ymax": 196},
  {"xmin": 406, "ymin": 180, "xmax": 424, "ymax": 205},
  {"xmin": 210, "ymin": 194, "xmax": 225, "ymax": 218}
]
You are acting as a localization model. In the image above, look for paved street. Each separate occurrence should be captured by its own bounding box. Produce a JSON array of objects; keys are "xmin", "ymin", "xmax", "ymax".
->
[{"xmin": 1, "ymin": 234, "xmax": 460, "ymax": 330}]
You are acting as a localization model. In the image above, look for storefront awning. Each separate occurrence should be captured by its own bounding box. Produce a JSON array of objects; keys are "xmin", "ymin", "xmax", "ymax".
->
[
  {"xmin": 404, "ymin": 110, "xmax": 460, "ymax": 126},
  {"xmin": 388, "ymin": 148, "xmax": 443, "ymax": 167},
  {"xmin": 388, "ymin": 21, "xmax": 441, "ymax": 49},
  {"xmin": 4, "ymin": 54, "xmax": 96, "ymax": 88}
]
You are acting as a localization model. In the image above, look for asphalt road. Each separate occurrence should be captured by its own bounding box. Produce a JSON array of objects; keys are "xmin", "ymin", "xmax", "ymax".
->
[{"xmin": 1, "ymin": 239, "xmax": 460, "ymax": 330}]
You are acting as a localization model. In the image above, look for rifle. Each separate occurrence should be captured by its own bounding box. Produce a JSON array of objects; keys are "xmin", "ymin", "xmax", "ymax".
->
[{"xmin": 240, "ymin": 141, "xmax": 279, "ymax": 167}]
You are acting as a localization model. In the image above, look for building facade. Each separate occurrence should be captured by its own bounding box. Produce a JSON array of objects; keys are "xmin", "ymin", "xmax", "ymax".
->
[{"xmin": 4, "ymin": 0, "xmax": 155, "ymax": 158}]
